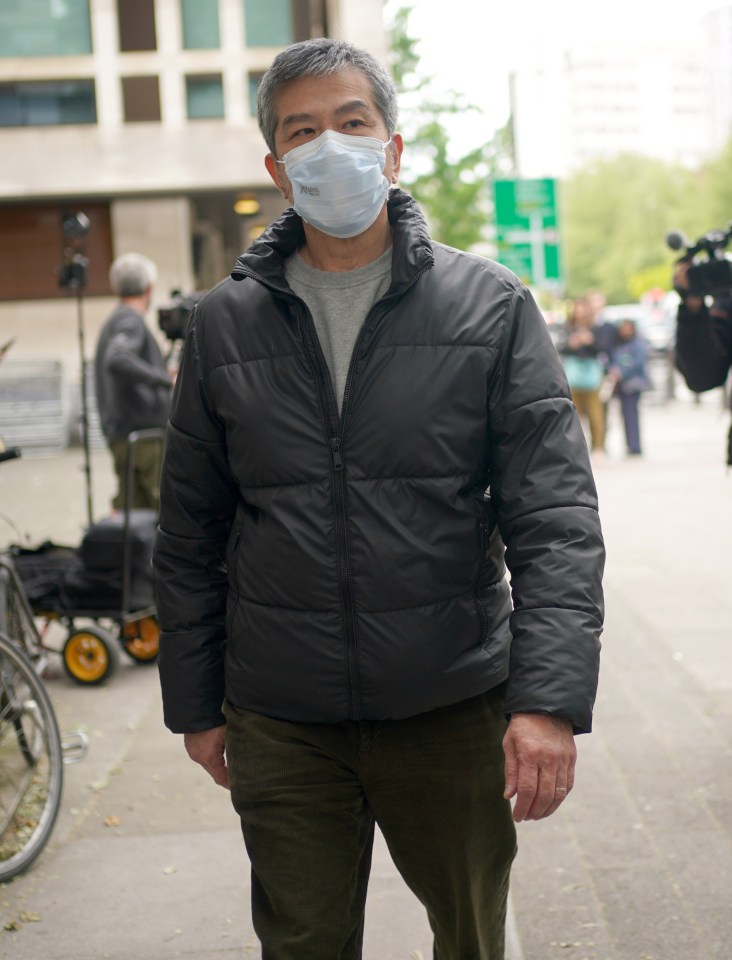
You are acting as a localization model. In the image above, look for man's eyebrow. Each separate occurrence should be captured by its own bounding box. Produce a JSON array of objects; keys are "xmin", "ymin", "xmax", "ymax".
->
[
  {"xmin": 280, "ymin": 100, "xmax": 374, "ymax": 129},
  {"xmin": 281, "ymin": 112, "xmax": 316, "ymax": 129},
  {"xmin": 334, "ymin": 99, "xmax": 374, "ymax": 116}
]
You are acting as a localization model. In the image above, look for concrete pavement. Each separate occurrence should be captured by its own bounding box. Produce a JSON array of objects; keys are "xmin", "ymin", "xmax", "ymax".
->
[{"xmin": 1, "ymin": 388, "xmax": 731, "ymax": 959}]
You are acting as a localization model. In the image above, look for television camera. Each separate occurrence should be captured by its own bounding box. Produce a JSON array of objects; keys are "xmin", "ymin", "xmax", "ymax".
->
[
  {"xmin": 157, "ymin": 289, "xmax": 205, "ymax": 342},
  {"xmin": 666, "ymin": 222, "xmax": 732, "ymax": 298}
]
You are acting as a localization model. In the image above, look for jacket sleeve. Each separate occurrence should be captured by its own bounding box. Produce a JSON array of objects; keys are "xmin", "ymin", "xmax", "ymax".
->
[
  {"xmin": 486, "ymin": 285, "xmax": 604, "ymax": 733},
  {"xmin": 675, "ymin": 299, "xmax": 732, "ymax": 392},
  {"xmin": 153, "ymin": 310, "xmax": 239, "ymax": 733},
  {"xmin": 106, "ymin": 315, "xmax": 173, "ymax": 389}
]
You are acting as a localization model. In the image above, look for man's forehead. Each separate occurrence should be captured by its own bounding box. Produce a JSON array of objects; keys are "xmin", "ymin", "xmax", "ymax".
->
[{"xmin": 275, "ymin": 70, "xmax": 377, "ymax": 122}]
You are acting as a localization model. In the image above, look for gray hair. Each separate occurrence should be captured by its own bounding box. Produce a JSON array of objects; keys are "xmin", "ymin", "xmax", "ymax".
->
[
  {"xmin": 109, "ymin": 253, "xmax": 158, "ymax": 297},
  {"xmin": 257, "ymin": 38, "xmax": 398, "ymax": 156}
]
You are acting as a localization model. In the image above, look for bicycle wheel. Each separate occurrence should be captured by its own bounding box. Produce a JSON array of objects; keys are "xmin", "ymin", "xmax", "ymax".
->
[{"xmin": 0, "ymin": 632, "xmax": 63, "ymax": 883}]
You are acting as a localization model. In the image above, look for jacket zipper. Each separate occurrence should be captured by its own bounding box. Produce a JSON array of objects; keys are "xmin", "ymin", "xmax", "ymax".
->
[
  {"xmin": 236, "ymin": 261, "xmax": 432, "ymax": 719},
  {"xmin": 328, "ymin": 265, "xmax": 431, "ymax": 714},
  {"xmin": 297, "ymin": 307, "xmax": 362, "ymax": 718}
]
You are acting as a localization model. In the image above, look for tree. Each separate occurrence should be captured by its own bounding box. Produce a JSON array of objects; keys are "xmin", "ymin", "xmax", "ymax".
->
[
  {"xmin": 387, "ymin": 6, "xmax": 511, "ymax": 251},
  {"xmin": 561, "ymin": 154, "xmax": 707, "ymax": 302}
]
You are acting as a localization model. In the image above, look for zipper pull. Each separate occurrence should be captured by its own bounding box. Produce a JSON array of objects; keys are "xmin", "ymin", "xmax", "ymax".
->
[{"xmin": 330, "ymin": 437, "xmax": 344, "ymax": 470}]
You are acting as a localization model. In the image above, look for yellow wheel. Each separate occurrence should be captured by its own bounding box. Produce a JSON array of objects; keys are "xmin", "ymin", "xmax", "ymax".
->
[
  {"xmin": 122, "ymin": 616, "xmax": 160, "ymax": 663},
  {"xmin": 63, "ymin": 627, "xmax": 119, "ymax": 685}
]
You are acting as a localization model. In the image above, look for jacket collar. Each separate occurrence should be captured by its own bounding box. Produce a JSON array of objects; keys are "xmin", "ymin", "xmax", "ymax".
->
[{"xmin": 230, "ymin": 189, "xmax": 434, "ymax": 297}]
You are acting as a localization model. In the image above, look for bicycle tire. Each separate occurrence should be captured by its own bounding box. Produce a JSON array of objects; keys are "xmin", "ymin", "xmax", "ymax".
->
[{"xmin": 0, "ymin": 632, "xmax": 64, "ymax": 883}]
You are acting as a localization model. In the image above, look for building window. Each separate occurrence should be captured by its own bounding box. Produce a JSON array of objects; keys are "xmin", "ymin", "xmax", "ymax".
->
[
  {"xmin": 0, "ymin": 203, "xmax": 113, "ymax": 301},
  {"xmin": 181, "ymin": 0, "xmax": 220, "ymax": 49},
  {"xmin": 247, "ymin": 71, "xmax": 264, "ymax": 116},
  {"xmin": 0, "ymin": 80, "xmax": 96, "ymax": 127},
  {"xmin": 186, "ymin": 75, "xmax": 224, "ymax": 119},
  {"xmin": 0, "ymin": 0, "xmax": 92, "ymax": 57},
  {"xmin": 117, "ymin": 0, "xmax": 157, "ymax": 52},
  {"xmin": 243, "ymin": 0, "xmax": 311, "ymax": 47},
  {"xmin": 121, "ymin": 76, "xmax": 161, "ymax": 122}
]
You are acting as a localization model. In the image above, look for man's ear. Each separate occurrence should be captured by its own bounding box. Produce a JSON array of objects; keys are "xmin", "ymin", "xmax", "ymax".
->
[
  {"xmin": 389, "ymin": 133, "xmax": 404, "ymax": 184},
  {"xmin": 264, "ymin": 154, "xmax": 289, "ymax": 200}
]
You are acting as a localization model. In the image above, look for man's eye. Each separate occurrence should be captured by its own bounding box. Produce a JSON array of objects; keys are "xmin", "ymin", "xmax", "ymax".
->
[{"xmin": 344, "ymin": 119, "xmax": 365, "ymax": 129}]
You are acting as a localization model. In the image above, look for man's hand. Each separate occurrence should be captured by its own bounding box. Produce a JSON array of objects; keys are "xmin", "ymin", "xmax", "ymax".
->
[
  {"xmin": 673, "ymin": 261, "xmax": 704, "ymax": 314},
  {"xmin": 183, "ymin": 725, "xmax": 229, "ymax": 789},
  {"xmin": 502, "ymin": 713, "xmax": 576, "ymax": 822}
]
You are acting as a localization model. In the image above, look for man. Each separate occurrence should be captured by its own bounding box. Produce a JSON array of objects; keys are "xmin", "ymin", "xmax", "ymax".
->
[
  {"xmin": 95, "ymin": 252, "xmax": 173, "ymax": 510},
  {"xmin": 154, "ymin": 38, "xmax": 604, "ymax": 959},
  {"xmin": 673, "ymin": 260, "xmax": 732, "ymax": 463}
]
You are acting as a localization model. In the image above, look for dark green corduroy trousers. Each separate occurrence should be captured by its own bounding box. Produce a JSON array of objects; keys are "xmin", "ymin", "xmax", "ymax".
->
[
  {"xmin": 224, "ymin": 685, "xmax": 517, "ymax": 959},
  {"xmin": 109, "ymin": 437, "xmax": 162, "ymax": 511}
]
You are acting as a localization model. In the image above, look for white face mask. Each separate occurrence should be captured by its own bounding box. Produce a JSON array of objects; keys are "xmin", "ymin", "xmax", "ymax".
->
[{"xmin": 277, "ymin": 129, "xmax": 392, "ymax": 239}]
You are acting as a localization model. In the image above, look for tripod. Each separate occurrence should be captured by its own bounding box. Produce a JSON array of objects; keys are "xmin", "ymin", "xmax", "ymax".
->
[{"xmin": 58, "ymin": 213, "xmax": 93, "ymax": 528}]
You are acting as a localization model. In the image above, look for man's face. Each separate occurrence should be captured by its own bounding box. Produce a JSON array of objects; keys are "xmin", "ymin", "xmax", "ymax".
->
[{"xmin": 264, "ymin": 68, "xmax": 402, "ymax": 203}]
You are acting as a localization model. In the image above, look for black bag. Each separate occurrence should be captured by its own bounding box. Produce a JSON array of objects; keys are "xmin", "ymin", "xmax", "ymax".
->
[
  {"xmin": 10, "ymin": 541, "xmax": 77, "ymax": 611},
  {"xmin": 79, "ymin": 509, "xmax": 157, "ymax": 573},
  {"xmin": 74, "ymin": 509, "xmax": 157, "ymax": 611}
]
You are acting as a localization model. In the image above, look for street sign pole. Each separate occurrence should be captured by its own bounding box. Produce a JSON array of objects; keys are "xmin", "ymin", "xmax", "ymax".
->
[{"xmin": 529, "ymin": 212, "xmax": 546, "ymax": 288}]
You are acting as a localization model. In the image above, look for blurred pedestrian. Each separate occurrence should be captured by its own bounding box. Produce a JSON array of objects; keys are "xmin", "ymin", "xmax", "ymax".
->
[
  {"xmin": 559, "ymin": 296, "xmax": 606, "ymax": 457},
  {"xmin": 94, "ymin": 253, "xmax": 173, "ymax": 511},
  {"xmin": 606, "ymin": 318, "xmax": 650, "ymax": 457}
]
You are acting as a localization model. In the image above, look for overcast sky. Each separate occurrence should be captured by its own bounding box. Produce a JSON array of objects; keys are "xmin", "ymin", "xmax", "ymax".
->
[{"xmin": 384, "ymin": 0, "xmax": 726, "ymax": 146}]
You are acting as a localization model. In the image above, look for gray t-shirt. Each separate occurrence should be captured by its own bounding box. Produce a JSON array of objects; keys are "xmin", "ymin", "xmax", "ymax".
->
[{"xmin": 285, "ymin": 247, "xmax": 392, "ymax": 411}]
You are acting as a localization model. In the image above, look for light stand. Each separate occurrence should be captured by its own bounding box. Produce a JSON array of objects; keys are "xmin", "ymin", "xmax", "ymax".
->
[{"xmin": 58, "ymin": 213, "xmax": 93, "ymax": 528}]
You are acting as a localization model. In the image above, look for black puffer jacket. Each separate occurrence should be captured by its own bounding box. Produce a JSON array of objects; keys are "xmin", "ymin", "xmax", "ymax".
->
[{"xmin": 154, "ymin": 191, "xmax": 604, "ymax": 735}]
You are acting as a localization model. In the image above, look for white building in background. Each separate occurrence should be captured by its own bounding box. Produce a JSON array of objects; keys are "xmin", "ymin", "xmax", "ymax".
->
[
  {"xmin": 703, "ymin": 5, "xmax": 732, "ymax": 150},
  {"xmin": 510, "ymin": 42, "xmax": 713, "ymax": 179},
  {"xmin": 0, "ymin": 0, "xmax": 387, "ymax": 377}
]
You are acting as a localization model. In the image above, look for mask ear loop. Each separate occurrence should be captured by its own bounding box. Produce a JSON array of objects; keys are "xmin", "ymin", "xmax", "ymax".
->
[{"xmin": 386, "ymin": 139, "xmax": 399, "ymax": 185}]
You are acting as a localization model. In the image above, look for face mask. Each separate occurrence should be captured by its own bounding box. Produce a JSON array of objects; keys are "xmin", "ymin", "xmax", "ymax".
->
[{"xmin": 277, "ymin": 129, "xmax": 392, "ymax": 239}]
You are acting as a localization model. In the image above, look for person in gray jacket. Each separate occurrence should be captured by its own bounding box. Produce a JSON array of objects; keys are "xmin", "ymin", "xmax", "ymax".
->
[
  {"xmin": 95, "ymin": 253, "xmax": 172, "ymax": 510},
  {"xmin": 154, "ymin": 38, "xmax": 604, "ymax": 959}
]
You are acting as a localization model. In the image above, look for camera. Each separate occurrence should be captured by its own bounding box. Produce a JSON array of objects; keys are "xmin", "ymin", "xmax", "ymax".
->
[
  {"xmin": 58, "ymin": 211, "xmax": 91, "ymax": 291},
  {"xmin": 157, "ymin": 289, "xmax": 204, "ymax": 342},
  {"xmin": 666, "ymin": 223, "xmax": 732, "ymax": 297}
]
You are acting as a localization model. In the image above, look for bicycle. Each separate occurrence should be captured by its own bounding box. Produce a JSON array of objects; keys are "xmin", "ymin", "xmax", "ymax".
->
[{"xmin": 0, "ymin": 447, "xmax": 87, "ymax": 883}]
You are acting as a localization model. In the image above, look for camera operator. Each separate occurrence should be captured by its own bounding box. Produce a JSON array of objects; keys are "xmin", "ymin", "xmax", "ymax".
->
[
  {"xmin": 674, "ymin": 260, "xmax": 732, "ymax": 395},
  {"xmin": 674, "ymin": 258, "xmax": 732, "ymax": 465},
  {"xmin": 95, "ymin": 253, "xmax": 174, "ymax": 511}
]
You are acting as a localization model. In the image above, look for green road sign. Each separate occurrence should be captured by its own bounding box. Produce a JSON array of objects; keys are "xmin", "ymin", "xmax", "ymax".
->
[{"xmin": 492, "ymin": 178, "xmax": 562, "ymax": 288}]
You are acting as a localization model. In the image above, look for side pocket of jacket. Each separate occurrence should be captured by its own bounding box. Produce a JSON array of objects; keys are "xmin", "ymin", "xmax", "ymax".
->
[
  {"xmin": 472, "ymin": 523, "xmax": 490, "ymax": 646},
  {"xmin": 226, "ymin": 527, "xmax": 243, "ymax": 637}
]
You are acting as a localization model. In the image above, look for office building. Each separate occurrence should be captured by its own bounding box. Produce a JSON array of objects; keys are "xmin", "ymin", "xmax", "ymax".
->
[
  {"xmin": 510, "ymin": 42, "xmax": 712, "ymax": 179},
  {"xmin": 702, "ymin": 4, "xmax": 732, "ymax": 150}
]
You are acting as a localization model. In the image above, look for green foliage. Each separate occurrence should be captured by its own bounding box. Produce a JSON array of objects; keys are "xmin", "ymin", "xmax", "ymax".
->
[
  {"xmin": 405, "ymin": 100, "xmax": 492, "ymax": 250},
  {"xmin": 702, "ymin": 136, "xmax": 732, "ymax": 229},
  {"xmin": 387, "ymin": 6, "xmax": 507, "ymax": 250},
  {"xmin": 388, "ymin": 6, "xmax": 424, "ymax": 91},
  {"xmin": 561, "ymin": 134, "xmax": 732, "ymax": 303},
  {"xmin": 562, "ymin": 154, "xmax": 708, "ymax": 302}
]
